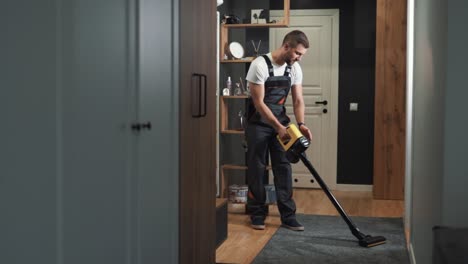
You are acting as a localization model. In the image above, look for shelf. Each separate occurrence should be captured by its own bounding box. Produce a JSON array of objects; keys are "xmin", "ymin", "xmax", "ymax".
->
[
  {"xmin": 227, "ymin": 200, "xmax": 276, "ymax": 205},
  {"xmin": 221, "ymin": 129, "xmax": 244, "ymax": 134},
  {"xmin": 222, "ymin": 22, "xmax": 289, "ymax": 29},
  {"xmin": 221, "ymin": 95, "xmax": 248, "ymax": 99},
  {"xmin": 219, "ymin": 96, "xmax": 249, "ymax": 133},
  {"xmin": 222, "ymin": 164, "xmax": 247, "ymax": 170},
  {"xmin": 219, "ymin": 0, "xmax": 290, "ymax": 61},
  {"xmin": 221, "ymin": 59, "xmax": 254, "ymax": 64},
  {"xmin": 228, "ymin": 201, "xmax": 247, "ymax": 204},
  {"xmin": 222, "ymin": 164, "xmax": 271, "ymax": 170}
]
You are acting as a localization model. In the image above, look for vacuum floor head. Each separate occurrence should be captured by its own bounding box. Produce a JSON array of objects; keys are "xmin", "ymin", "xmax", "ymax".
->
[{"xmin": 358, "ymin": 235, "xmax": 387, "ymax": 247}]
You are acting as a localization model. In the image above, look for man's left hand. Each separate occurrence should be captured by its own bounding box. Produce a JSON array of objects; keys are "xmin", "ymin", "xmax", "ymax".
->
[{"xmin": 299, "ymin": 124, "xmax": 312, "ymax": 141}]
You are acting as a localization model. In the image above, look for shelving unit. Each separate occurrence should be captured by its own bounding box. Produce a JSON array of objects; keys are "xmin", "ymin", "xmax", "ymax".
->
[
  {"xmin": 218, "ymin": 0, "xmax": 290, "ymax": 201},
  {"xmin": 219, "ymin": 96, "xmax": 246, "ymax": 199},
  {"xmin": 219, "ymin": 0, "xmax": 290, "ymax": 62}
]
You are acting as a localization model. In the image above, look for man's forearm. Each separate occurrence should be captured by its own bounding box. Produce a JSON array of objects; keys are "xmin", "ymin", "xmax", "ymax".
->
[{"xmin": 293, "ymin": 99, "xmax": 305, "ymax": 124}]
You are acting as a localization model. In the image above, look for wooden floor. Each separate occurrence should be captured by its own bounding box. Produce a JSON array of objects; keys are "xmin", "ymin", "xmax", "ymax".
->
[{"xmin": 216, "ymin": 189, "xmax": 404, "ymax": 264}]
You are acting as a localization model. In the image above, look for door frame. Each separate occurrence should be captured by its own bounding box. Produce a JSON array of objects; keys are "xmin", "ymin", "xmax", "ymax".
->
[{"xmin": 271, "ymin": 9, "xmax": 342, "ymax": 190}]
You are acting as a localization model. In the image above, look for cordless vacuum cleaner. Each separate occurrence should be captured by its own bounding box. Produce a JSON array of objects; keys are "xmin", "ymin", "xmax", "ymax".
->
[{"xmin": 277, "ymin": 124, "xmax": 386, "ymax": 248}]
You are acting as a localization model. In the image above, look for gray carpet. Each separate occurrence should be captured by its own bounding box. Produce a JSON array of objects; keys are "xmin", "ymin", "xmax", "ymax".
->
[{"xmin": 252, "ymin": 214, "xmax": 410, "ymax": 264}]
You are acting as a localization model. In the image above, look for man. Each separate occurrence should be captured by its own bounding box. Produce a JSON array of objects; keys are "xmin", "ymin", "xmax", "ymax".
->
[{"xmin": 245, "ymin": 30, "xmax": 312, "ymax": 231}]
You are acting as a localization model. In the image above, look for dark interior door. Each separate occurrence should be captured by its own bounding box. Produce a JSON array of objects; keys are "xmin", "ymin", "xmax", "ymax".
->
[{"xmin": 179, "ymin": 0, "xmax": 217, "ymax": 263}]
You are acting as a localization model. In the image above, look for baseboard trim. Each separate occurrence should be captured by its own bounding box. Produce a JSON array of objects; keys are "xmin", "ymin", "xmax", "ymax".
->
[
  {"xmin": 335, "ymin": 184, "xmax": 373, "ymax": 192},
  {"xmin": 408, "ymin": 242, "xmax": 416, "ymax": 264}
]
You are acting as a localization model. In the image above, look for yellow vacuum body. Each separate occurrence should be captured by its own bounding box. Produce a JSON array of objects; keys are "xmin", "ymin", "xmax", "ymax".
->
[{"xmin": 277, "ymin": 124, "xmax": 310, "ymax": 163}]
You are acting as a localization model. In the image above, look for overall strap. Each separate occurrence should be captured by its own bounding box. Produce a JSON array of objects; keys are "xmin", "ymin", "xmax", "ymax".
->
[
  {"xmin": 261, "ymin": 55, "xmax": 274, "ymax": 77},
  {"xmin": 284, "ymin": 64, "xmax": 292, "ymax": 77}
]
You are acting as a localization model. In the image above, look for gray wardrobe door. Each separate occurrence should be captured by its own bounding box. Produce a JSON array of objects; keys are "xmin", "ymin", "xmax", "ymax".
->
[
  {"xmin": 61, "ymin": 0, "xmax": 179, "ymax": 263},
  {"xmin": 137, "ymin": 0, "xmax": 179, "ymax": 263},
  {"xmin": 1, "ymin": 1, "xmax": 59, "ymax": 263},
  {"xmin": 60, "ymin": 1, "xmax": 134, "ymax": 263},
  {"xmin": 2, "ymin": 1, "xmax": 179, "ymax": 263}
]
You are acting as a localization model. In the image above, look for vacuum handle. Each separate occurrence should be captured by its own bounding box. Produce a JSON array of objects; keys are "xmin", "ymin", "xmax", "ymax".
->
[
  {"xmin": 277, "ymin": 124, "xmax": 301, "ymax": 151},
  {"xmin": 299, "ymin": 153, "xmax": 364, "ymax": 240}
]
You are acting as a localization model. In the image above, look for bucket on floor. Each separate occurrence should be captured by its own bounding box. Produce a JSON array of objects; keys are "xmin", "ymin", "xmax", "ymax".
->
[{"xmin": 228, "ymin": 184, "xmax": 248, "ymax": 203}]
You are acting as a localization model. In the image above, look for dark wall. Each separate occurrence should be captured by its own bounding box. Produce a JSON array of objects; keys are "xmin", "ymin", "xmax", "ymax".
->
[
  {"xmin": 219, "ymin": 0, "xmax": 377, "ymax": 185},
  {"xmin": 271, "ymin": 0, "xmax": 377, "ymax": 184}
]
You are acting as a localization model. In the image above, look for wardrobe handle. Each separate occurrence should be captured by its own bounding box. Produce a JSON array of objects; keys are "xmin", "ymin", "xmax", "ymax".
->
[
  {"xmin": 191, "ymin": 73, "xmax": 207, "ymax": 118},
  {"xmin": 131, "ymin": 122, "xmax": 152, "ymax": 131}
]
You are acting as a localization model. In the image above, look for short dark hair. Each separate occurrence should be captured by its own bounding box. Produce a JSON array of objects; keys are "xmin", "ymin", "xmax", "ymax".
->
[{"xmin": 282, "ymin": 30, "xmax": 309, "ymax": 49}]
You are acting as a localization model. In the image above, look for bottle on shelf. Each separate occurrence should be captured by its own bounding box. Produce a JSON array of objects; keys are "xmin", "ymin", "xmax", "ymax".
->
[
  {"xmin": 234, "ymin": 83, "xmax": 242, "ymax": 96},
  {"xmin": 226, "ymin": 76, "xmax": 232, "ymax": 91},
  {"xmin": 223, "ymin": 76, "xmax": 232, "ymax": 96}
]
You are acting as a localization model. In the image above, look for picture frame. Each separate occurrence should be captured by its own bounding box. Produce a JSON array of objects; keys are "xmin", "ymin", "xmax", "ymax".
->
[{"xmin": 251, "ymin": 9, "xmax": 267, "ymax": 24}]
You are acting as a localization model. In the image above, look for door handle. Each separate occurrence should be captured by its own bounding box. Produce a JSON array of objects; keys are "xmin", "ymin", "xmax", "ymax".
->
[
  {"xmin": 192, "ymin": 73, "xmax": 207, "ymax": 118},
  {"xmin": 131, "ymin": 122, "xmax": 152, "ymax": 131},
  {"xmin": 315, "ymin": 100, "xmax": 328, "ymax": 106}
]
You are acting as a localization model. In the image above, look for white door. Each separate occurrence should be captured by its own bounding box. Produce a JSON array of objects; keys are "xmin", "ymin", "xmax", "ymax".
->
[{"xmin": 270, "ymin": 10, "xmax": 339, "ymax": 189}]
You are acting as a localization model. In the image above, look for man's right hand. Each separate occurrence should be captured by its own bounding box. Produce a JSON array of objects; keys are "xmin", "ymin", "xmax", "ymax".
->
[{"xmin": 276, "ymin": 125, "xmax": 290, "ymax": 141}]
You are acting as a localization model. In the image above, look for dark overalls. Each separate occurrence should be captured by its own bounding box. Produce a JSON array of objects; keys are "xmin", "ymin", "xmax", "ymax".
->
[{"xmin": 246, "ymin": 55, "xmax": 297, "ymax": 222}]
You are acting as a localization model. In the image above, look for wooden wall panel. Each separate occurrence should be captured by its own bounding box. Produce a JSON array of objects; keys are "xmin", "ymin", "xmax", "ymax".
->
[{"xmin": 374, "ymin": 0, "xmax": 407, "ymax": 200}]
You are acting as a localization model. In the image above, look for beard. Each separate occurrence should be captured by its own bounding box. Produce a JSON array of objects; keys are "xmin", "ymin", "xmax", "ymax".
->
[
  {"xmin": 285, "ymin": 57, "xmax": 295, "ymax": 65},
  {"xmin": 284, "ymin": 52, "xmax": 295, "ymax": 65}
]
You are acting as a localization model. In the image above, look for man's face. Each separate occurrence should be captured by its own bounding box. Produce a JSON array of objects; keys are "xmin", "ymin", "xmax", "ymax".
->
[{"xmin": 284, "ymin": 43, "xmax": 307, "ymax": 65}]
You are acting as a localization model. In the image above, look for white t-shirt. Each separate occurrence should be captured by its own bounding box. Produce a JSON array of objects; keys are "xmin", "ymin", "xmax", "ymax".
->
[{"xmin": 246, "ymin": 53, "xmax": 303, "ymax": 86}]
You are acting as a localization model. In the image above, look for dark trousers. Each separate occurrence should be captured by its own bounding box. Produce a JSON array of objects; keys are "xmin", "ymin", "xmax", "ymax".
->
[{"xmin": 246, "ymin": 123, "xmax": 297, "ymax": 222}]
